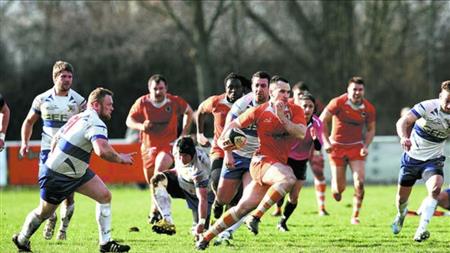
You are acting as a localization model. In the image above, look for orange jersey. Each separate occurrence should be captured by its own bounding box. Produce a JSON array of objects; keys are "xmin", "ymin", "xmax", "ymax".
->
[
  {"xmin": 202, "ymin": 93, "xmax": 233, "ymax": 158},
  {"xmin": 326, "ymin": 93, "xmax": 376, "ymax": 145},
  {"xmin": 128, "ymin": 93, "xmax": 189, "ymax": 148},
  {"xmin": 238, "ymin": 101, "xmax": 306, "ymax": 164}
]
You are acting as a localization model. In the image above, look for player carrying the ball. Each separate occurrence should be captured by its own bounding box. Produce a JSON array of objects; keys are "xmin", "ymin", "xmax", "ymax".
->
[{"xmin": 196, "ymin": 75, "xmax": 307, "ymax": 250}]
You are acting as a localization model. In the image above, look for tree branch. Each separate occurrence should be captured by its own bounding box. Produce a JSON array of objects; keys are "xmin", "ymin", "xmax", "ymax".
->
[
  {"xmin": 241, "ymin": 1, "xmax": 311, "ymax": 72},
  {"xmin": 161, "ymin": 1, "xmax": 194, "ymax": 45},
  {"xmin": 206, "ymin": 0, "xmax": 231, "ymax": 37}
]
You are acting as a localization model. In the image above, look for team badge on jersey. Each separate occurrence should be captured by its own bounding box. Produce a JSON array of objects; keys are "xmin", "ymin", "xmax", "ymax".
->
[{"xmin": 165, "ymin": 106, "xmax": 172, "ymax": 113}]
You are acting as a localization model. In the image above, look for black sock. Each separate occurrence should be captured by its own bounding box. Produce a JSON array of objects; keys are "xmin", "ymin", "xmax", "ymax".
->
[
  {"xmin": 276, "ymin": 196, "xmax": 284, "ymax": 208},
  {"xmin": 282, "ymin": 202, "xmax": 297, "ymax": 222}
]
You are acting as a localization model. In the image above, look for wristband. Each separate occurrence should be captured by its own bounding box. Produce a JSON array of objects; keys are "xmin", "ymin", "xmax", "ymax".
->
[
  {"xmin": 0, "ymin": 133, "xmax": 5, "ymax": 141},
  {"xmin": 198, "ymin": 218, "xmax": 206, "ymax": 225}
]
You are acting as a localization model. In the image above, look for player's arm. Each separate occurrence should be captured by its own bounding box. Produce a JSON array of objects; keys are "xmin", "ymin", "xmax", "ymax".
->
[
  {"xmin": 319, "ymin": 109, "xmax": 333, "ymax": 153},
  {"xmin": 361, "ymin": 121, "xmax": 376, "ymax": 156},
  {"xmin": 194, "ymin": 185, "xmax": 208, "ymax": 234},
  {"xmin": 195, "ymin": 101, "xmax": 211, "ymax": 146},
  {"xmin": 20, "ymin": 111, "xmax": 40, "ymax": 156},
  {"xmin": 92, "ymin": 138, "xmax": 135, "ymax": 164},
  {"xmin": 0, "ymin": 102, "xmax": 10, "ymax": 151},
  {"xmin": 180, "ymin": 104, "xmax": 194, "ymax": 137},
  {"xmin": 126, "ymin": 110, "xmax": 150, "ymax": 132},
  {"xmin": 275, "ymin": 101, "xmax": 306, "ymax": 139},
  {"xmin": 396, "ymin": 111, "xmax": 418, "ymax": 151}
]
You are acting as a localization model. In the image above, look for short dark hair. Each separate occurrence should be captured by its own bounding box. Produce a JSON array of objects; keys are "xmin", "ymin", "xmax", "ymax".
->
[
  {"xmin": 348, "ymin": 76, "xmax": 365, "ymax": 86},
  {"xmin": 299, "ymin": 91, "xmax": 316, "ymax": 105},
  {"xmin": 176, "ymin": 136, "xmax": 196, "ymax": 157},
  {"xmin": 88, "ymin": 87, "xmax": 113, "ymax": 105},
  {"xmin": 252, "ymin": 71, "xmax": 271, "ymax": 82},
  {"xmin": 148, "ymin": 74, "xmax": 167, "ymax": 86},
  {"xmin": 224, "ymin": 72, "xmax": 240, "ymax": 84},
  {"xmin": 270, "ymin": 75, "xmax": 289, "ymax": 84},
  {"xmin": 441, "ymin": 80, "xmax": 450, "ymax": 92},
  {"xmin": 292, "ymin": 81, "xmax": 309, "ymax": 92}
]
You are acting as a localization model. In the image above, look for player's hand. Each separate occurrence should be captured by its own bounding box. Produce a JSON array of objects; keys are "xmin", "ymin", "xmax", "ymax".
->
[
  {"xmin": 224, "ymin": 151, "xmax": 235, "ymax": 169},
  {"xmin": 274, "ymin": 101, "xmax": 286, "ymax": 120},
  {"xmin": 323, "ymin": 142, "xmax": 333, "ymax": 153},
  {"xmin": 142, "ymin": 120, "xmax": 153, "ymax": 132},
  {"xmin": 119, "ymin": 152, "xmax": 137, "ymax": 165},
  {"xmin": 360, "ymin": 146, "xmax": 369, "ymax": 157},
  {"xmin": 400, "ymin": 137, "xmax": 412, "ymax": 151},
  {"xmin": 196, "ymin": 133, "xmax": 211, "ymax": 147},
  {"xmin": 194, "ymin": 223, "xmax": 205, "ymax": 236},
  {"xmin": 19, "ymin": 143, "xmax": 29, "ymax": 157}
]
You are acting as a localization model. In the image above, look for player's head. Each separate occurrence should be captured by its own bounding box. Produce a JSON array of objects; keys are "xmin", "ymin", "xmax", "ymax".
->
[
  {"xmin": 439, "ymin": 80, "xmax": 450, "ymax": 113},
  {"xmin": 269, "ymin": 75, "xmax": 290, "ymax": 104},
  {"xmin": 88, "ymin": 87, "xmax": 114, "ymax": 120},
  {"xmin": 292, "ymin": 81, "xmax": 309, "ymax": 99},
  {"xmin": 251, "ymin": 71, "xmax": 270, "ymax": 104},
  {"xmin": 298, "ymin": 92, "xmax": 316, "ymax": 121},
  {"xmin": 224, "ymin": 73, "xmax": 244, "ymax": 103},
  {"xmin": 52, "ymin": 61, "xmax": 74, "ymax": 93},
  {"xmin": 148, "ymin": 74, "xmax": 168, "ymax": 103},
  {"xmin": 176, "ymin": 136, "xmax": 196, "ymax": 165},
  {"xmin": 347, "ymin": 76, "xmax": 365, "ymax": 105}
]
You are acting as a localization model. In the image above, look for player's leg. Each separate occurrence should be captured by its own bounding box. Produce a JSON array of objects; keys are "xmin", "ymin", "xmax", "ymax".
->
[
  {"xmin": 76, "ymin": 172, "xmax": 130, "ymax": 252},
  {"xmin": 278, "ymin": 158, "xmax": 307, "ymax": 231},
  {"xmin": 39, "ymin": 150, "xmax": 58, "ymax": 240},
  {"xmin": 57, "ymin": 193, "xmax": 75, "ymax": 240},
  {"xmin": 310, "ymin": 152, "xmax": 328, "ymax": 215},
  {"xmin": 210, "ymin": 158, "xmax": 225, "ymax": 219},
  {"xmin": 437, "ymin": 188, "xmax": 450, "ymax": 211},
  {"xmin": 414, "ymin": 170, "xmax": 444, "ymax": 242},
  {"xmin": 150, "ymin": 172, "xmax": 178, "ymax": 235},
  {"xmin": 278, "ymin": 179, "xmax": 304, "ymax": 232},
  {"xmin": 248, "ymin": 161, "xmax": 296, "ymax": 235},
  {"xmin": 14, "ymin": 199, "xmax": 59, "ymax": 252},
  {"xmin": 329, "ymin": 146, "xmax": 346, "ymax": 201},
  {"xmin": 197, "ymin": 181, "xmax": 268, "ymax": 249},
  {"xmin": 349, "ymin": 160, "xmax": 365, "ymax": 224}
]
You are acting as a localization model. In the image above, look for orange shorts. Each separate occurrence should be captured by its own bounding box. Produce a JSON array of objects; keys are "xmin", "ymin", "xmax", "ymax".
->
[
  {"xmin": 249, "ymin": 155, "xmax": 278, "ymax": 185},
  {"xmin": 328, "ymin": 144, "xmax": 365, "ymax": 167},
  {"xmin": 141, "ymin": 145, "xmax": 173, "ymax": 179}
]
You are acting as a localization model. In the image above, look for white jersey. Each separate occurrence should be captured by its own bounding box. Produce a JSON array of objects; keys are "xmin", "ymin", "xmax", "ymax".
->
[
  {"xmin": 408, "ymin": 99, "xmax": 450, "ymax": 161},
  {"xmin": 31, "ymin": 88, "xmax": 86, "ymax": 150},
  {"xmin": 228, "ymin": 93, "xmax": 262, "ymax": 158},
  {"xmin": 173, "ymin": 144, "xmax": 211, "ymax": 196},
  {"xmin": 45, "ymin": 109, "xmax": 107, "ymax": 178}
]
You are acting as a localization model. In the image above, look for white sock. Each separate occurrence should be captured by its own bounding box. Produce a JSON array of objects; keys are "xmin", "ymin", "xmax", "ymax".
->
[
  {"xmin": 418, "ymin": 197, "xmax": 438, "ymax": 231},
  {"xmin": 398, "ymin": 201, "xmax": 408, "ymax": 216},
  {"xmin": 59, "ymin": 203, "xmax": 75, "ymax": 232},
  {"xmin": 154, "ymin": 186, "xmax": 173, "ymax": 224},
  {"xmin": 19, "ymin": 210, "xmax": 43, "ymax": 244},
  {"xmin": 96, "ymin": 203, "xmax": 112, "ymax": 245}
]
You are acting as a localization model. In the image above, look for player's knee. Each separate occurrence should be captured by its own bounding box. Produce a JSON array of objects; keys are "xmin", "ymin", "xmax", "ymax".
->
[
  {"xmin": 151, "ymin": 173, "xmax": 168, "ymax": 189},
  {"xmin": 100, "ymin": 191, "xmax": 112, "ymax": 203}
]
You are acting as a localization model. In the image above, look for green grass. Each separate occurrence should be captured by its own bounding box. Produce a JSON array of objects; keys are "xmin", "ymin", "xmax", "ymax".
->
[{"xmin": 1, "ymin": 185, "xmax": 449, "ymax": 253}]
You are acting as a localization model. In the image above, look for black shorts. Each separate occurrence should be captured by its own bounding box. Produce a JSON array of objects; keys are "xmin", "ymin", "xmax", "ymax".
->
[{"xmin": 287, "ymin": 158, "xmax": 308, "ymax": 180}]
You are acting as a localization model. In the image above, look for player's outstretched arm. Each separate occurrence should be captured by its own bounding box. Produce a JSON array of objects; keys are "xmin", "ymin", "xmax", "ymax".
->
[
  {"xmin": 275, "ymin": 101, "xmax": 306, "ymax": 139},
  {"xmin": 319, "ymin": 109, "xmax": 333, "ymax": 153},
  {"xmin": 195, "ymin": 102, "xmax": 211, "ymax": 147},
  {"xmin": 92, "ymin": 138, "xmax": 135, "ymax": 164},
  {"xmin": 0, "ymin": 102, "xmax": 9, "ymax": 151},
  {"xmin": 396, "ymin": 111, "xmax": 418, "ymax": 151},
  {"xmin": 20, "ymin": 111, "xmax": 40, "ymax": 157},
  {"xmin": 181, "ymin": 105, "xmax": 194, "ymax": 137}
]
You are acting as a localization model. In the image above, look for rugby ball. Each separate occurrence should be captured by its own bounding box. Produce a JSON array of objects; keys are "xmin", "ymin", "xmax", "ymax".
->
[{"xmin": 223, "ymin": 127, "xmax": 247, "ymax": 150}]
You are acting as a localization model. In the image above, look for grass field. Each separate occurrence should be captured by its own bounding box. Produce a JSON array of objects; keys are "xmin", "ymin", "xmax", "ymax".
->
[{"xmin": 1, "ymin": 185, "xmax": 449, "ymax": 253}]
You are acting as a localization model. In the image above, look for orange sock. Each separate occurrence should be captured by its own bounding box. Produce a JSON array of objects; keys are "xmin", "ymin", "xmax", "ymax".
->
[
  {"xmin": 314, "ymin": 179, "xmax": 326, "ymax": 211},
  {"xmin": 253, "ymin": 184, "xmax": 287, "ymax": 219},
  {"xmin": 203, "ymin": 208, "xmax": 240, "ymax": 242}
]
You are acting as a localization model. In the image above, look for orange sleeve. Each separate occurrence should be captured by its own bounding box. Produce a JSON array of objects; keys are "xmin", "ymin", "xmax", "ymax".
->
[
  {"xmin": 128, "ymin": 97, "xmax": 144, "ymax": 122},
  {"xmin": 201, "ymin": 95, "xmax": 216, "ymax": 114},
  {"xmin": 237, "ymin": 106, "xmax": 259, "ymax": 129},
  {"xmin": 326, "ymin": 97, "xmax": 340, "ymax": 115},
  {"xmin": 366, "ymin": 101, "xmax": 376, "ymax": 124},
  {"xmin": 173, "ymin": 95, "xmax": 189, "ymax": 115},
  {"xmin": 290, "ymin": 104, "xmax": 307, "ymax": 126}
]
